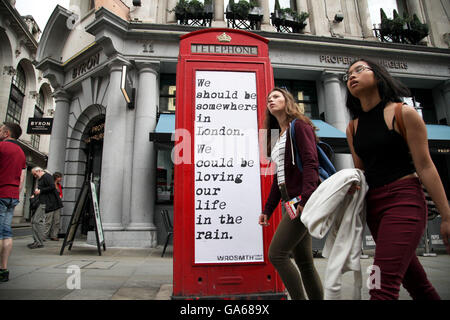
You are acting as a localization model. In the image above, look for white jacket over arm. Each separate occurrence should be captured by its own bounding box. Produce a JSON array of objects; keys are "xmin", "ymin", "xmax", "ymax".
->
[{"xmin": 301, "ymin": 169, "xmax": 368, "ymax": 300}]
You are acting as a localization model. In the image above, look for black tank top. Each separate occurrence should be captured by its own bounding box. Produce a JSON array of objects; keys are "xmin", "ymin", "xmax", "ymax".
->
[{"xmin": 353, "ymin": 101, "xmax": 415, "ymax": 188}]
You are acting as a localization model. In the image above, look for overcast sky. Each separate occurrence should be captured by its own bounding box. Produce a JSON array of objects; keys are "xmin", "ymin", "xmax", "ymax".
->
[
  {"xmin": 14, "ymin": 0, "xmax": 396, "ymax": 33},
  {"xmin": 15, "ymin": 0, "xmax": 70, "ymax": 31}
]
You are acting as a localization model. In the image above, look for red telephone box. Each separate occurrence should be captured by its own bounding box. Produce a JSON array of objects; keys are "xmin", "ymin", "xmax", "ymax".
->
[{"xmin": 173, "ymin": 28, "xmax": 285, "ymax": 299}]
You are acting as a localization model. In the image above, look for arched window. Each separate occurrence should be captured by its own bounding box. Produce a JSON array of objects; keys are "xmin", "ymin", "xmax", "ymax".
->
[
  {"xmin": 12, "ymin": 64, "xmax": 26, "ymax": 94},
  {"xmin": 36, "ymin": 89, "xmax": 45, "ymax": 114},
  {"xmin": 6, "ymin": 64, "xmax": 26, "ymax": 124}
]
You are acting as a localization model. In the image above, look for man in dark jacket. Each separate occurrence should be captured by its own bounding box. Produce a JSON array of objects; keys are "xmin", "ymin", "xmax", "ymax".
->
[{"xmin": 28, "ymin": 167, "xmax": 63, "ymax": 249}]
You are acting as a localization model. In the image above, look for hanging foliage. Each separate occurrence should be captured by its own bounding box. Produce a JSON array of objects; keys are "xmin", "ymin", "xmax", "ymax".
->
[
  {"xmin": 379, "ymin": 8, "xmax": 429, "ymax": 45},
  {"xmin": 228, "ymin": 0, "xmax": 259, "ymax": 19},
  {"xmin": 271, "ymin": 2, "xmax": 309, "ymax": 33}
]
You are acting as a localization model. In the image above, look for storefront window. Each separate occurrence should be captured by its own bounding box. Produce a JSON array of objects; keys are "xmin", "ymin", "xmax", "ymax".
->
[
  {"xmin": 404, "ymin": 89, "xmax": 438, "ymax": 124},
  {"xmin": 156, "ymin": 145, "xmax": 174, "ymax": 203},
  {"xmin": 274, "ymin": 79, "xmax": 319, "ymax": 119},
  {"xmin": 159, "ymin": 74, "xmax": 176, "ymax": 113},
  {"xmin": 12, "ymin": 64, "xmax": 26, "ymax": 94},
  {"xmin": 5, "ymin": 95, "xmax": 23, "ymax": 124}
]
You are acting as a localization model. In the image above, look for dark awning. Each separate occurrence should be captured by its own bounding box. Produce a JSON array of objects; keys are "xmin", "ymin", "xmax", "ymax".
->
[
  {"xmin": 149, "ymin": 114, "xmax": 175, "ymax": 143},
  {"xmin": 427, "ymin": 124, "xmax": 450, "ymax": 154},
  {"xmin": 149, "ymin": 115, "xmax": 350, "ymax": 152},
  {"xmin": 149, "ymin": 116, "xmax": 449, "ymax": 155}
]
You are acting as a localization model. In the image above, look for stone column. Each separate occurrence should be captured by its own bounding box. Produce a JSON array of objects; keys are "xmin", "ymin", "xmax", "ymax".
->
[
  {"xmin": 321, "ymin": 71, "xmax": 353, "ymax": 170},
  {"xmin": 125, "ymin": 62, "xmax": 159, "ymax": 247},
  {"xmin": 47, "ymin": 90, "xmax": 70, "ymax": 174},
  {"xmin": 322, "ymin": 72, "xmax": 347, "ymax": 131},
  {"xmin": 405, "ymin": 0, "xmax": 430, "ymax": 45},
  {"xmin": 258, "ymin": 0, "xmax": 274, "ymax": 31},
  {"xmin": 406, "ymin": 0, "xmax": 425, "ymax": 21},
  {"xmin": 167, "ymin": 0, "xmax": 177, "ymax": 23},
  {"xmin": 356, "ymin": 0, "xmax": 376, "ymax": 40},
  {"xmin": 212, "ymin": 0, "xmax": 226, "ymax": 27},
  {"xmin": 296, "ymin": 0, "xmax": 311, "ymax": 33},
  {"xmin": 99, "ymin": 61, "xmax": 127, "ymax": 232}
]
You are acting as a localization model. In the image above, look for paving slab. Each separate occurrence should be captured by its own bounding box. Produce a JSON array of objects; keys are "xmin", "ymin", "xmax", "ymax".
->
[{"xmin": 1, "ymin": 235, "xmax": 448, "ymax": 301}]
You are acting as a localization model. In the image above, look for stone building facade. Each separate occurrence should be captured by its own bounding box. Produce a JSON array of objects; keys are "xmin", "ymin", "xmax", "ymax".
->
[
  {"xmin": 0, "ymin": 0, "xmax": 54, "ymax": 224},
  {"xmin": 36, "ymin": 0, "xmax": 450, "ymax": 247}
]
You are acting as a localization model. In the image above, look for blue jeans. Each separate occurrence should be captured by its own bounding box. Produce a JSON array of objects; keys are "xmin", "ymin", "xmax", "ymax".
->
[{"xmin": 0, "ymin": 198, "xmax": 19, "ymax": 240}]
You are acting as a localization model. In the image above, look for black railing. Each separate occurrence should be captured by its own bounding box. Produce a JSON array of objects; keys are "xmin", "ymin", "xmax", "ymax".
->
[
  {"xmin": 225, "ymin": 6, "xmax": 263, "ymax": 31},
  {"xmin": 271, "ymin": 10, "xmax": 307, "ymax": 33},
  {"xmin": 175, "ymin": 4, "xmax": 214, "ymax": 27},
  {"xmin": 372, "ymin": 23, "xmax": 428, "ymax": 45}
]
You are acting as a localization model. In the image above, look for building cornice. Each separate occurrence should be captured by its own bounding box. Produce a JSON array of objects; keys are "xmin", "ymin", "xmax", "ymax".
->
[
  {"xmin": 35, "ymin": 57, "xmax": 64, "ymax": 89},
  {"xmin": 0, "ymin": 0, "xmax": 38, "ymax": 52},
  {"xmin": 123, "ymin": 22, "xmax": 450, "ymax": 56},
  {"xmin": 80, "ymin": 8, "xmax": 450, "ymax": 62},
  {"xmin": 85, "ymin": 7, "xmax": 129, "ymax": 38}
]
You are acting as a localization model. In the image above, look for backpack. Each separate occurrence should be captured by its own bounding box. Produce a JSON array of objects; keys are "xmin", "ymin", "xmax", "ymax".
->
[{"xmin": 290, "ymin": 119, "xmax": 337, "ymax": 183}]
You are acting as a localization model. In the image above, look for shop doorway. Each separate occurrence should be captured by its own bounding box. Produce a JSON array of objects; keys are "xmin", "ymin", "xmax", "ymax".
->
[{"xmin": 81, "ymin": 116, "xmax": 104, "ymax": 234}]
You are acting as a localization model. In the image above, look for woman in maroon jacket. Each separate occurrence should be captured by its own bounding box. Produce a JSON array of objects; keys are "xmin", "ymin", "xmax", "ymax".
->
[{"xmin": 259, "ymin": 87, "xmax": 323, "ymax": 300}]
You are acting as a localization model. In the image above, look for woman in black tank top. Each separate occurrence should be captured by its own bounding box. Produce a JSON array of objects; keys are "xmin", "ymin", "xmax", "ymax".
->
[{"xmin": 344, "ymin": 58, "xmax": 450, "ymax": 300}]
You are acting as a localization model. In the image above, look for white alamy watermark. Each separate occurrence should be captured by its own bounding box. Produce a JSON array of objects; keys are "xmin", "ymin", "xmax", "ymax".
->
[
  {"xmin": 66, "ymin": 265, "xmax": 81, "ymax": 290},
  {"xmin": 366, "ymin": 265, "xmax": 381, "ymax": 290},
  {"xmin": 170, "ymin": 128, "xmax": 278, "ymax": 174}
]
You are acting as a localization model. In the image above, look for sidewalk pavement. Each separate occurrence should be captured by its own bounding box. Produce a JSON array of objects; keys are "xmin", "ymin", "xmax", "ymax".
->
[{"xmin": 1, "ymin": 234, "xmax": 449, "ymax": 300}]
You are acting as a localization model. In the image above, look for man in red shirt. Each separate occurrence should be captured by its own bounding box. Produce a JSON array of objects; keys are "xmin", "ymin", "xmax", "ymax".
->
[{"xmin": 0, "ymin": 122, "xmax": 26, "ymax": 282}]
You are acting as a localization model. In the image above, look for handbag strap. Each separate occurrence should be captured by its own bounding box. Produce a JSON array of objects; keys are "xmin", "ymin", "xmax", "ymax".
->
[
  {"xmin": 394, "ymin": 102, "xmax": 407, "ymax": 139},
  {"xmin": 348, "ymin": 120, "xmax": 355, "ymax": 137}
]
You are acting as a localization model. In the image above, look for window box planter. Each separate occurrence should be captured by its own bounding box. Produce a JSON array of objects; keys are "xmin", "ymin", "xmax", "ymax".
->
[
  {"xmin": 375, "ymin": 9, "xmax": 428, "ymax": 45},
  {"xmin": 225, "ymin": 0, "xmax": 263, "ymax": 31},
  {"xmin": 171, "ymin": 0, "xmax": 214, "ymax": 27},
  {"xmin": 271, "ymin": 9, "xmax": 309, "ymax": 33}
]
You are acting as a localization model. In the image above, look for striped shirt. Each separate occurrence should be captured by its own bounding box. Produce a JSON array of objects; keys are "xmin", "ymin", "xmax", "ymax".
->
[{"xmin": 271, "ymin": 131, "xmax": 287, "ymax": 185}]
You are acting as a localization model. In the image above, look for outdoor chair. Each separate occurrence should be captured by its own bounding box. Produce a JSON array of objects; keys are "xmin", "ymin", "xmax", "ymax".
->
[{"xmin": 160, "ymin": 209, "xmax": 173, "ymax": 257}]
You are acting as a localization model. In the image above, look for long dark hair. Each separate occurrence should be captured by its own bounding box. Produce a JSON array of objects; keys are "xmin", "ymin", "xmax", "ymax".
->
[
  {"xmin": 345, "ymin": 58, "xmax": 411, "ymax": 119},
  {"xmin": 263, "ymin": 87, "xmax": 317, "ymax": 156}
]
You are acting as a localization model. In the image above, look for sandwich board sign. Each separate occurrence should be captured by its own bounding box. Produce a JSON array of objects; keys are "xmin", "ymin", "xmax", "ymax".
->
[{"xmin": 60, "ymin": 181, "xmax": 105, "ymax": 256}]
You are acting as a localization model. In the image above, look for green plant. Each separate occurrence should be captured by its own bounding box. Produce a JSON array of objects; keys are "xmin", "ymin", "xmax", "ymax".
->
[
  {"xmin": 188, "ymin": 0, "xmax": 204, "ymax": 13},
  {"xmin": 379, "ymin": 8, "xmax": 429, "ymax": 45},
  {"xmin": 229, "ymin": 0, "xmax": 259, "ymax": 18},
  {"xmin": 274, "ymin": 0, "xmax": 281, "ymax": 11},
  {"xmin": 170, "ymin": 0, "xmax": 187, "ymax": 14},
  {"xmin": 391, "ymin": 10, "xmax": 405, "ymax": 34},
  {"xmin": 407, "ymin": 13, "xmax": 429, "ymax": 44},
  {"xmin": 169, "ymin": 0, "xmax": 205, "ymax": 15},
  {"xmin": 277, "ymin": 7, "xmax": 309, "ymax": 23}
]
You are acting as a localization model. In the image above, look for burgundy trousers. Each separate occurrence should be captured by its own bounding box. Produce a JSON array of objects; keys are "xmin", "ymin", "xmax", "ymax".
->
[{"xmin": 366, "ymin": 177, "xmax": 440, "ymax": 300}]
